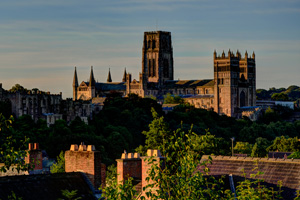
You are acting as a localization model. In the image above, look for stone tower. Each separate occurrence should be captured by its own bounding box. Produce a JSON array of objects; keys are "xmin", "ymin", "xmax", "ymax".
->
[
  {"xmin": 239, "ymin": 51, "xmax": 256, "ymax": 107},
  {"xmin": 213, "ymin": 50, "xmax": 240, "ymax": 117},
  {"xmin": 142, "ymin": 31, "xmax": 174, "ymax": 87},
  {"xmin": 213, "ymin": 50, "xmax": 256, "ymax": 117},
  {"xmin": 73, "ymin": 67, "xmax": 78, "ymax": 100}
]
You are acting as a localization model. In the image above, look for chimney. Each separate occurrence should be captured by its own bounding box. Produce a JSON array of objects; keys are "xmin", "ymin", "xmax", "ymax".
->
[
  {"xmin": 116, "ymin": 149, "xmax": 165, "ymax": 199},
  {"xmin": 65, "ymin": 143, "xmax": 104, "ymax": 189},
  {"xmin": 141, "ymin": 149, "xmax": 165, "ymax": 199},
  {"xmin": 25, "ymin": 143, "xmax": 43, "ymax": 174},
  {"xmin": 116, "ymin": 151, "xmax": 141, "ymax": 185}
]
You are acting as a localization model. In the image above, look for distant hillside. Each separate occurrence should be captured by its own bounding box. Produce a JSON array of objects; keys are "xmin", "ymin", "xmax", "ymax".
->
[{"xmin": 257, "ymin": 85, "xmax": 300, "ymax": 102}]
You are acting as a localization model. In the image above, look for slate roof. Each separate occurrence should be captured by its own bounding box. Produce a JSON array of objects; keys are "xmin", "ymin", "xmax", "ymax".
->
[
  {"xmin": 0, "ymin": 172, "xmax": 97, "ymax": 200},
  {"xmin": 94, "ymin": 82, "xmax": 126, "ymax": 91},
  {"xmin": 198, "ymin": 155, "xmax": 300, "ymax": 199},
  {"xmin": 163, "ymin": 79, "xmax": 214, "ymax": 89}
]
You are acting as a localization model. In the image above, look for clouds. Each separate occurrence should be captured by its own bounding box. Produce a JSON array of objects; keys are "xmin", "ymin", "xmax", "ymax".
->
[{"xmin": 0, "ymin": 0, "xmax": 299, "ymax": 98}]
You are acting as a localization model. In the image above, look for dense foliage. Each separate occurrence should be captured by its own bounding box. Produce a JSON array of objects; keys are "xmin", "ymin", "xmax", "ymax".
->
[
  {"xmin": 0, "ymin": 92, "xmax": 299, "ymax": 166},
  {"xmin": 257, "ymin": 85, "xmax": 300, "ymax": 103}
]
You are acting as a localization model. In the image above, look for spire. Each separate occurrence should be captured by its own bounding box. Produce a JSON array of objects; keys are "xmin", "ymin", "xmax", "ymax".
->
[
  {"xmin": 73, "ymin": 66, "xmax": 78, "ymax": 87},
  {"xmin": 252, "ymin": 51, "xmax": 255, "ymax": 59},
  {"xmin": 122, "ymin": 68, "xmax": 127, "ymax": 82},
  {"xmin": 89, "ymin": 66, "xmax": 95, "ymax": 87},
  {"xmin": 228, "ymin": 49, "xmax": 231, "ymax": 57},
  {"xmin": 107, "ymin": 68, "xmax": 112, "ymax": 83}
]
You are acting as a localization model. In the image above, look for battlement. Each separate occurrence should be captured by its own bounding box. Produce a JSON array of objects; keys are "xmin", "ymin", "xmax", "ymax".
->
[
  {"xmin": 144, "ymin": 31, "xmax": 171, "ymax": 35},
  {"xmin": 214, "ymin": 50, "xmax": 255, "ymax": 61}
]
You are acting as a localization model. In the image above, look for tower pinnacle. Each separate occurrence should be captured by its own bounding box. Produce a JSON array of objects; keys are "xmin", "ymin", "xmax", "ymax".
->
[
  {"xmin": 122, "ymin": 68, "xmax": 127, "ymax": 82},
  {"xmin": 89, "ymin": 66, "xmax": 96, "ymax": 87},
  {"xmin": 107, "ymin": 68, "xmax": 112, "ymax": 83},
  {"xmin": 73, "ymin": 66, "xmax": 78, "ymax": 87}
]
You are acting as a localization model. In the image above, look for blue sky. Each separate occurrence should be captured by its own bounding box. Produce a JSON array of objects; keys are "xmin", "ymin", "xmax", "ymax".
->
[{"xmin": 0, "ymin": 0, "xmax": 299, "ymax": 98}]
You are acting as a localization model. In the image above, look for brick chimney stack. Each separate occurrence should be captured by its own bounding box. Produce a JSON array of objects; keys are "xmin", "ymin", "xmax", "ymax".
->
[
  {"xmin": 65, "ymin": 143, "xmax": 105, "ymax": 189},
  {"xmin": 116, "ymin": 152, "xmax": 141, "ymax": 184},
  {"xmin": 141, "ymin": 149, "xmax": 165, "ymax": 198},
  {"xmin": 25, "ymin": 143, "xmax": 43, "ymax": 174},
  {"xmin": 116, "ymin": 149, "xmax": 165, "ymax": 198}
]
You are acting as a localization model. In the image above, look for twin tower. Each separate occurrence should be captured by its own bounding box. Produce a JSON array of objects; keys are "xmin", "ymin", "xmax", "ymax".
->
[{"xmin": 73, "ymin": 31, "xmax": 256, "ymax": 118}]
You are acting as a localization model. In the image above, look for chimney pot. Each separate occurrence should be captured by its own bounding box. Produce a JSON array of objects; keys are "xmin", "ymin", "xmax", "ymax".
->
[
  {"xmin": 70, "ymin": 144, "xmax": 79, "ymax": 151},
  {"xmin": 28, "ymin": 143, "xmax": 34, "ymax": 150},
  {"xmin": 121, "ymin": 153, "xmax": 127, "ymax": 159},
  {"xmin": 34, "ymin": 143, "xmax": 39, "ymax": 150},
  {"xmin": 79, "ymin": 144, "xmax": 87, "ymax": 151},
  {"xmin": 87, "ymin": 145, "xmax": 96, "ymax": 151},
  {"xmin": 153, "ymin": 150, "xmax": 161, "ymax": 157},
  {"xmin": 134, "ymin": 153, "xmax": 140, "ymax": 158},
  {"xmin": 147, "ymin": 149, "xmax": 153, "ymax": 157},
  {"xmin": 128, "ymin": 153, "xmax": 134, "ymax": 159}
]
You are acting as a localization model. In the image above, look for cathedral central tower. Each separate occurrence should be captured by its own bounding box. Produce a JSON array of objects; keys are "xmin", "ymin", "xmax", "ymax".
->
[{"xmin": 142, "ymin": 31, "xmax": 174, "ymax": 87}]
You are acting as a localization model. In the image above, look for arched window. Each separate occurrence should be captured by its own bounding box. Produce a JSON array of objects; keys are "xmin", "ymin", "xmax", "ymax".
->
[
  {"xmin": 148, "ymin": 59, "xmax": 151, "ymax": 76},
  {"xmin": 240, "ymin": 91, "xmax": 246, "ymax": 107},
  {"xmin": 148, "ymin": 40, "xmax": 151, "ymax": 49},
  {"xmin": 163, "ymin": 59, "xmax": 169, "ymax": 78},
  {"xmin": 152, "ymin": 59, "xmax": 156, "ymax": 76},
  {"xmin": 152, "ymin": 40, "xmax": 156, "ymax": 48}
]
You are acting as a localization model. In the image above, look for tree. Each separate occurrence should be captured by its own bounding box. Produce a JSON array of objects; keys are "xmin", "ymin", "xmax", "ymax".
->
[
  {"xmin": 101, "ymin": 177, "xmax": 138, "ymax": 200},
  {"xmin": 251, "ymin": 137, "xmax": 270, "ymax": 157},
  {"xmin": 59, "ymin": 190, "xmax": 82, "ymax": 200},
  {"xmin": 136, "ymin": 108, "xmax": 170, "ymax": 155},
  {"xmin": 234, "ymin": 142, "xmax": 253, "ymax": 155},
  {"xmin": 50, "ymin": 151, "xmax": 65, "ymax": 173},
  {"xmin": 0, "ymin": 114, "xmax": 30, "ymax": 173},
  {"xmin": 271, "ymin": 93, "xmax": 289, "ymax": 101},
  {"xmin": 141, "ymin": 129, "xmax": 227, "ymax": 200},
  {"xmin": 8, "ymin": 84, "xmax": 28, "ymax": 93},
  {"xmin": 267, "ymin": 136, "xmax": 300, "ymax": 152},
  {"xmin": 163, "ymin": 93, "xmax": 184, "ymax": 104}
]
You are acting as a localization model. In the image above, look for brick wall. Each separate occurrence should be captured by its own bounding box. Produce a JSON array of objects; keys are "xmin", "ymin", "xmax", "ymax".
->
[
  {"xmin": 116, "ymin": 153, "xmax": 141, "ymax": 184},
  {"xmin": 116, "ymin": 149, "xmax": 165, "ymax": 199},
  {"xmin": 65, "ymin": 144, "xmax": 102, "ymax": 189},
  {"xmin": 141, "ymin": 149, "xmax": 165, "ymax": 198},
  {"xmin": 25, "ymin": 143, "xmax": 43, "ymax": 172}
]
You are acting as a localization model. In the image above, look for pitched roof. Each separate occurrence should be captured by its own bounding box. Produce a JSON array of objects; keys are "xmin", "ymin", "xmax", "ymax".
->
[
  {"xmin": 95, "ymin": 82, "xmax": 126, "ymax": 91},
  {"xmin": 163, "ymin": 79, "xmax": 213, "ymax": 89},
  {"xmin": 0, "ymin": 172, "xmax": 97, "ymax": 200},
  {"xmin": 197, "ymin": 155, "xmax": 300, "ymax": 199}
]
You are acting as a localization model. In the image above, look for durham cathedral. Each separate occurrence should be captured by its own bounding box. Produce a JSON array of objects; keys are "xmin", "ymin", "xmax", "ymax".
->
[{"xmin": 73, "ymin": 31, "xmax": 256, "ymax": 118}]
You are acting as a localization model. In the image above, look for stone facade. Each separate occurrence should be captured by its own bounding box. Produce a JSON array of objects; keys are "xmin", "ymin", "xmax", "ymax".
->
[
  {"xmin": 73, "ymin": 31, "xmax": 256, "ymax": 118},
  {"xmin": 0, "ymin": 86, "xmax": 62, "ymax": 122}
]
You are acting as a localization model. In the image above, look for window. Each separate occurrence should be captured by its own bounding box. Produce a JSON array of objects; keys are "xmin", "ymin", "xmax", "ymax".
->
[
  {"xmin": 152, "ymin": 40, "xmax": 156, "ymax": 48},
  {"xmin": 153, "ymin": 59, "xmax": 156, "ymax": 76},
  {"xmin": 148, "ymin": 40, "xmax": 151, "ymax": 48},
  {"xmin": 163, "ymin": 59, "xmax": 169, "ymax": 78}
]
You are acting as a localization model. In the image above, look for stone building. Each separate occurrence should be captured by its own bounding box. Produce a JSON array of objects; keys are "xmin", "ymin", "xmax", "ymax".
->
[
  {"xmin": 72, "ymin": 66, "xmax": 126, "ymax": 101},
  {"xmin": 73, "ymin": 31, "xmax": 256, "ymax": 118},
  {"xmin": 0, "ymin": 84, "xmax": 62, "ymax": 122}
]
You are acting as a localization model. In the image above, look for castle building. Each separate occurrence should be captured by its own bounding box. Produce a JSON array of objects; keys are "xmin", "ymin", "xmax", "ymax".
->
[
  {"xmin": 0, "ymin": 84, "xmax": 62, "ymax": 122},
  {"xmin": 73, "ymin": 31, "xmax": 256, "ymax": 118}
]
